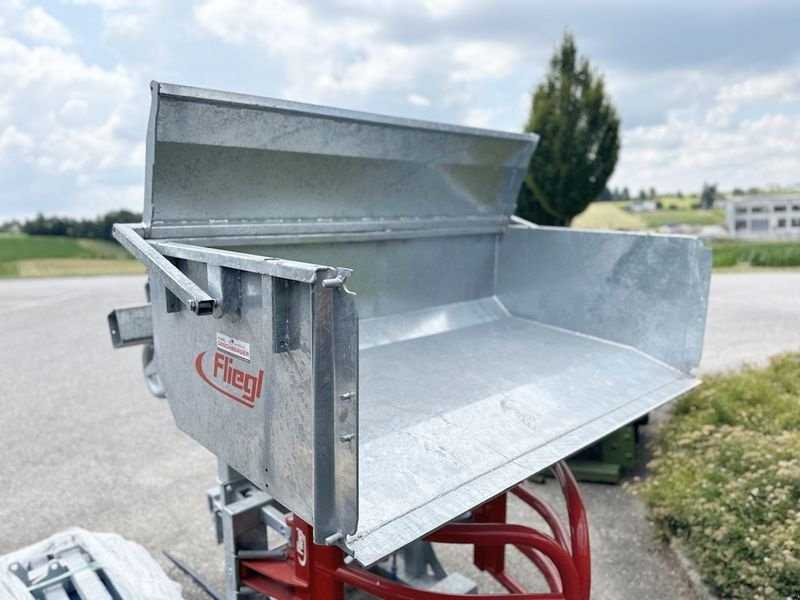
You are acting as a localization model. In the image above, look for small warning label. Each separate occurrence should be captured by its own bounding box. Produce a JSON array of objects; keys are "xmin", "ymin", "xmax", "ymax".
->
[{"xmin": 216, "ymin": 332, "xmax": 251, "ymax": 363}]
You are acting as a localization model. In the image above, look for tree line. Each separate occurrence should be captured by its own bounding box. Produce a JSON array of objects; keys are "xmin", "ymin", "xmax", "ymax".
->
[{"xmin": 0, "ymin": 210, "xmax": 142, "ymax": 241}]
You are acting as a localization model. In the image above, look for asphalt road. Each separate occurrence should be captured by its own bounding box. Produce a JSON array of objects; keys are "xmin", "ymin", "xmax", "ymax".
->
[{"xmin": 1, "ymin": 272, "xmax": 798, "ymax": 599}]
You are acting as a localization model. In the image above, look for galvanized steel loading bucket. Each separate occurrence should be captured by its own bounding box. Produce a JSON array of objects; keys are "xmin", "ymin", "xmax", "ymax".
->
[{"xmin": 111, "ymin": 82, "xmax": 711, "ymax": 567}]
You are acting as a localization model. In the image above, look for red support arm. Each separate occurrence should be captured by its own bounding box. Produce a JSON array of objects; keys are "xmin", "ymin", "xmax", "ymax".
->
[{"xmin": 239, "ymin": 461, "xmax": 590, "ymax": 600}]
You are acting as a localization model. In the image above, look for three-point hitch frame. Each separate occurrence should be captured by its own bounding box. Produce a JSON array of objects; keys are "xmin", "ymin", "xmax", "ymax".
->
[{"xmin": 206, "ymin": 461, "xmax": 589, "ymax": 600}]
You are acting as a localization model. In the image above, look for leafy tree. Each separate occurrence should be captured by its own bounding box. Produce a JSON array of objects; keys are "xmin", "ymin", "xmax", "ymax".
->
[
  {"xmin": 516, "ymin": 32, "xmax": 620, "ymax": 226},
  {"xmin": 621, "ymin": 187, "xmax": 630, "ymax": 201},
  {"xmin": 596, "ymin": 186, "xmax": 613, "ymax": 201},
  {"xmin": 0, "ymin": 219, "xmax": 20, "ymax": 233},
  {"xmin": 638, "ymin": 189, "xmax": 647, "ymax": 201},
  {"xmin": 649, "ymin": 187, "xmax": 657, "ymax": 199},
  {"xmin": 700, "ymin": 183, "xmax": 717, "ymax": 209}
]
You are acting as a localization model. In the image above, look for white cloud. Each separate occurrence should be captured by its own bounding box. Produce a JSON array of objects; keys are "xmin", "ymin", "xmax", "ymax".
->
[
  {"xmin": 2, "ymin": 0, "xmax": 800, "ymax": 219},
  {"xmin": 463, "ymin": 107, "xmax": 494, "ymax": 128},
  {"xmin": 193, "ymin": 0, "xmax": 397, "ymax": 103},
  {"xmin": 604, "ymin": 63, "xmax": 800, "ymax": 193},
  {"xmin": 719, "ymin": 71, "xmax": 800, "ymax": 104},
  {"xmin": 191, "ymin": 0, "xmax": 527, "ymax": 112},
  {"xmin": 338, "ymin": 0, "xmax": 472, "ymax": 19},
  {"xmin": 0, "ymin": 125, "xmax": 34, "ymax": 158},
  {"xmin": 19, "ymin": 6, "xmax": 73, "ymax": 45},
  {"xmin": 59, "ymin": 97, "xmax": 90, "ymax": 121},
  {"xmin": 705, "ymin": 102, "xmax": 736, "ymax": 127},
  {"xmin": 407, "ymin": 93, "xmax": 431, "ymax": 107},
  {"xmin": 613, "ymin": 100, "xmax": 800, "ymax": 193},
  {"xmin": 419, "ymin": 0, "xmax": 472, "ymax": 19},
  {"xmin": 66, "ymin": 0, "xmax": 158, "ymax": 38},
  {"xmin": 68, "ymin": 0, "xmax": 142, "ymax": 8},
  {"xmin": 450, "ymin": 41, "xmax": 522, "ymax": 83},
  {"xmin": 0, "ymin": 5, "xmax": 145, "ymax": 218}
]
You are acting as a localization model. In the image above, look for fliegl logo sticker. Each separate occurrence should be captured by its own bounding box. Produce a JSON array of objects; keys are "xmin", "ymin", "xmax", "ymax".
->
[{"xmin": 195, "ymin": 334, "xmax": 264, "ymax": 408}]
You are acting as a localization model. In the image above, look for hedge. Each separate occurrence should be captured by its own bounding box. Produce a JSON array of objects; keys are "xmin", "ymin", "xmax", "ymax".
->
[{"xmin": 638, "ymin": 354, "xmax": 800, "ymax": 599}]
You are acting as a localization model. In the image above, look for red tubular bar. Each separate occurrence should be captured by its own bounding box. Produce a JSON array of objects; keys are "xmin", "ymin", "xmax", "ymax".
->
[
  {"xmin": 516, "ymin": 545, "xmax": 562, "ymax": 595},
  {"xmin": 240, "ymin": 461, "xmax": 590, "ymax": 599},
  {"xmin": 335, "ymin": 563, "xmax": 562, "ymax": 600},
  {"xmin": 426, "ymin": 523, "xmax": 581, "ymax": 600},
  {"xmin": 473, "ymin": 494, "xmax": 513, "ymax": 589},
  {"xmin": 552, "ymin": 462, "xmax": 591, "ymax": 600},
  {"xmin": 511, "ymin": 486, "xmax": 571, "ymax": 551},
  {"xmin": 468, "ymin": 493, "xmax": 560, "ymax": 596},
  {"xmin": 509, "ymin": 485, "xmax": 571, "ymax": 594}
]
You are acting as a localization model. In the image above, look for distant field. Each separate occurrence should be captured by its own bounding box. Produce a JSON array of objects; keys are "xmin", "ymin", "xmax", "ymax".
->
[
  {"xmin": 572, "ymin": 203, "xmax": 800, "ymax": 271},
  {"xmin": 572, "ymin": 201, "xmax": 645, "ymax": 230},
  {"xmin": 574, "ymin": 199, "xmax": 724, "ymax": 230},
  {"xmin": 0, "ymin": 234, "xmax": 143, "ymax": 277},
  {"xmin": 640, "ymin": 208, "xmax": 725, "ymax": 228},
  {"xmin": 657, "ymin": 195, "xmax": 699, "ymax": 210}
]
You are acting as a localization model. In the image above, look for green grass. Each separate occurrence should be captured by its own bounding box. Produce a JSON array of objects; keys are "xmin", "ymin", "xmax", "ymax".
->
[
  {"xmin": 710, "ymin": 240, "xmax": 800, "ymax": 268},
  {"xmin": 14, "ymin": 259, "xmax": 144, "ymax": 277},
  {"xmin": 0, "ymin": 233, "xmax": 94, "ymax": 261},
  {"xmin": 657, "ymin": 194, "xmax": 700, "ymax": 210},
  {"xmin": 0, "ymin": 234, "xmax": 142, "ymax": 277},
  {"xmin": 640, "ymin": 208, "xmax": 725, "ymax": 228},
  {"xmin": 638, "ymin": 354, "xmax": 800, "ymax": 599},
  {"xmin": 75, "ymin": 238, "xmax": 132, "ymax": 259}
]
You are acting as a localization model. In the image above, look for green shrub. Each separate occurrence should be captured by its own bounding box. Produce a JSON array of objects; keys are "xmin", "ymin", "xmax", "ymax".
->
[{"xmin": 638, "ymin": 354, "xmax": 800, "ymax": 599}]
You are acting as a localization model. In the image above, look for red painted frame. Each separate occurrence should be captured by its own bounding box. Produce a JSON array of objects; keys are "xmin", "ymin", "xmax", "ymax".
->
[{"xmin": 240, "ymin": 461, "xmax": 589, "ymax": 600}]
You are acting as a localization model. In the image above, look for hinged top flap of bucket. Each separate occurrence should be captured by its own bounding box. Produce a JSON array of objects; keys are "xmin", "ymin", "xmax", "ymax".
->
[{"xmin": 143, "ymin": 82, "xmax": 537, "ymax": 240}]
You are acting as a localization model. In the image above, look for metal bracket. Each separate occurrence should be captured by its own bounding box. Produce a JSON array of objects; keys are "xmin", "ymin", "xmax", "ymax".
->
[
  {"xmin": 271, "ymin": 277, "xmax": 301, "ymax": 353},
  {"xmin": 208, "ymin": 461, "xmax": 291, "ymax": 599},
  {"xmin": 107, "ymin": 305, "xmax": 153, "ymax": 348},
  {"xmin": 113, "ymin": 223, "xmax": 216, "ymax": 316},
  {"xmin": 207, "ymin": 264, "xmax": 242, "ymax": 320}
]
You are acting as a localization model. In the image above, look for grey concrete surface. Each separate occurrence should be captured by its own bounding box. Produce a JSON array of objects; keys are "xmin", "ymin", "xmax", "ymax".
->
[
  {"xmin": 698, "ymin": 271, "xmax": 800, "ymax": 374},
  {"xmin": 0, "ymin": 272, "xmax": 797, "ymax": 599}
]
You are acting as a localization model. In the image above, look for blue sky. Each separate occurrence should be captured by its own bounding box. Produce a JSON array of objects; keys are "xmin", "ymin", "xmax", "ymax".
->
[{"xmin": 1, "ymin": 0, "xmax": 799, "ymax": 220}]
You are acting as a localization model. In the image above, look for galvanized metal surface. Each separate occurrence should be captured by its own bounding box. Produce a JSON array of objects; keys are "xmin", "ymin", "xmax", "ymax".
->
[
  {"xmin": 351, "ymin": 309, "xmax": 698, "ymax": 562},
  {"xmin": 112, "ymin": 82, "xmax": 711, "ymax": 568},
  {"xmin": 147, "ymin": 259, "xmax": 359, "ymax": 546},
  {"xmin": 497, "ymin": 226, "xmax": 710, "ymax": 373},
  {"xmin": 114, "ymin": 224, "xmax": 215, "ymax": 316},
  {"xmin": 107, "ymin": 304, "xmax": 153, "ymax": 348},
  {"xmin": 143, "ymin": 82, "xmax": 535, "ymax": 240}
]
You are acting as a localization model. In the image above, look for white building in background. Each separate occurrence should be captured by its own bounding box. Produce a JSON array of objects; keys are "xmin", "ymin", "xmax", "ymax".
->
[{"xmin": 726, "ymin": 194, "xmax": 800, "ymax": 240}]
